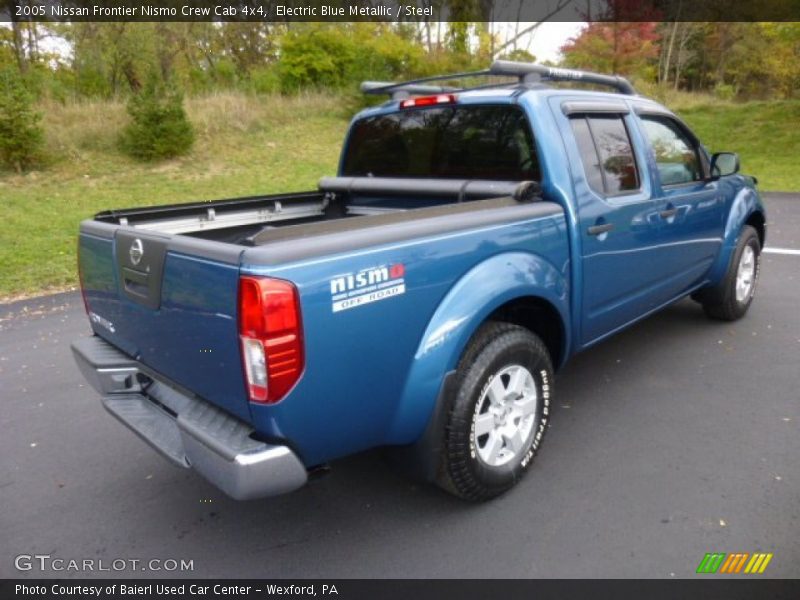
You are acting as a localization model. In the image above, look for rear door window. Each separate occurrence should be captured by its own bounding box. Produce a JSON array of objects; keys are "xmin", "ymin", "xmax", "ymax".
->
[
  {"xmin": 342, "ymin": 104, "xmax": 540, "ymax": 181},
  {"xmin": 570, "ymin": 115, "xmax": 640, "ymax": 196}
]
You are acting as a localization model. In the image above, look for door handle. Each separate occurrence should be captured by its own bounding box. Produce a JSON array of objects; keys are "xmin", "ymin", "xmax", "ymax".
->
[
  {"xmin": 660, "ymin": 207, "xmax": 678, "ymax": 219},
  {"xmin": 587, "ymin": 223, "xmax": 614, "ymax": 236}
]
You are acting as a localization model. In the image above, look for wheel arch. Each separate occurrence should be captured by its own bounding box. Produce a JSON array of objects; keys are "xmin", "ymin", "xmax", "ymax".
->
[
  {"xmin": 384, "ymin": 251, "xmax": 569, "ymax": 460},
  {"xmin": 486, "ymin": 296, "xmax": 565, "ymax": 371},
  {"xmin": 706, "ymin": 187, "xmax": 766, "ymax": 286},
  {"xmin": 745, "ymin": 210, "xmax": 766, "ymax": 248}
]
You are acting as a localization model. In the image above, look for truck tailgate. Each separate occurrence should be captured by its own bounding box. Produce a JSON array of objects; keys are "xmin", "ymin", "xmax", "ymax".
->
[{"xmin": 78, "ymin": 222, "xmax": 250, "ymax": 421}]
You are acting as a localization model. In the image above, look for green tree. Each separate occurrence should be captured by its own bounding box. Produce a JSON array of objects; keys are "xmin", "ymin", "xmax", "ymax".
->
[
  {"xmin": 0, "ymin": 68, "xmax": 44, "ymax": 173},
  {"xmin": 278, "ymin": 24, "xmax": 424, "ymax": 92},
  {"xmin": 278, "ymin": 25, "xmax": 356, "ymax": 91},
  {"xmin": 119, "ymin": 74, "xmax": 194, "ymax": 161},
  {"xmin": 680, "ymin": 22, "xmax": 800, "ymax": 99}
]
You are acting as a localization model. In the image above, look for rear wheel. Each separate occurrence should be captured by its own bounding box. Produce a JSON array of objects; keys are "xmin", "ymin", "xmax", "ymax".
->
[
  {"xmin": 698, "ymin": 225, "xmax": 761, "ymax": 321},
  {"xmin": 436, "ymin": 322, "xmax": 553, "ymax": 501}
]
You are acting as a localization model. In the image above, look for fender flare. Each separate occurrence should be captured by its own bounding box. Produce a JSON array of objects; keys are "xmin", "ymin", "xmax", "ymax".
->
[
  {"xmin": 384, "ymin": 251, "xmax": 569, "ymax": 449},
  {"xmin": 706, "ymin": 185, "xmax": 766, "ymax": 286}
]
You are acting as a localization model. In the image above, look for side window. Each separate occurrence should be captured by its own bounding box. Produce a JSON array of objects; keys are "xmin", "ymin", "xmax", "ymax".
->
[
  {"xmin": 571, "ymin": 117, "xmax": 604, "ymax": 194},
  {"xmin": 570, "ymin": 115, "xmax": 640, "ymax": 196},
  {"xmin": 640, "ymin": 116, "xmax": 702, "ymax": 186}
]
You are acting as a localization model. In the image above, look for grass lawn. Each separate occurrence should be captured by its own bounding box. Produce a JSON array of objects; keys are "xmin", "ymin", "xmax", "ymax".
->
[
  {"xmin": 0, "ymin": 93, "xmax": 349, "ymax": 300},
  {"xmin": 676, "ymin": 101, "xmax": 800, "ymax": 192},
  {"xmin": 0, "ymin": 94, "xmax": 797, "ymax": 300}
]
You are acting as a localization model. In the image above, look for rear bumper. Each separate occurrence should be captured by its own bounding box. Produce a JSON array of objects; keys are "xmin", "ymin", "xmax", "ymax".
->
[{"xmin": 71, "ymin": 336, "xmax": 308, "ymax": 500}]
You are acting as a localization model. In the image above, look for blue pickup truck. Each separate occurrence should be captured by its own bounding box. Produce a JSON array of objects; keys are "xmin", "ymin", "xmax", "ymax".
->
[{"xmin": 72, "ymin": 61, "xmax": 766, "ymax": 501}]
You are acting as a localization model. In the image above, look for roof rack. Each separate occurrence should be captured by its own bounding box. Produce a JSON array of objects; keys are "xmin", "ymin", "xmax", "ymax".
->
[
  {"xmin": 361, "ymin": 69, "xmax": 492, "ymax": 100},
  {"xmin": 360, "ymin": 81, "xmax": 463, "ymax": 100},
  {"xmin": 361, "ymin": 60, "xmax": 636, "ymax": 100},
  {"xmin": 491, "ymin": 60, "xmax": 636, "ymax": 95}
]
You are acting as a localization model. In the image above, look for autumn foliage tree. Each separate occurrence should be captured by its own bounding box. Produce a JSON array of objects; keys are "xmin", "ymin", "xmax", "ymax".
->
[
  {"xmin": 560, "ymin": 22, "xmax": 661, "ymax": 81},
  {"xmin": 689, "ymin": 23, "xmax": 800, "ymax": 99}
]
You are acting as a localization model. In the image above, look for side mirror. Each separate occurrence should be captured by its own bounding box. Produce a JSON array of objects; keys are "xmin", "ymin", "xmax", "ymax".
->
[{"xmin": 709, "ymin": 152, "xmax": 740, "ymax": 179}]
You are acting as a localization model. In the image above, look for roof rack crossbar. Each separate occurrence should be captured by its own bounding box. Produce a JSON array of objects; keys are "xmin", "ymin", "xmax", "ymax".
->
[
  {"xmin": 360, "ymin": 81, "xmax": 462, "ymax": 100},
  {"xmin": 489, "ymin": 60, "xmax": 636, "ymax": 95},
  {"xmin": 361, "ymin": 61, "xmax": 636, "ymax": 100},
  {"xmin": 361, "ymin": 69, "xmax": 494, "ymax": 100}
]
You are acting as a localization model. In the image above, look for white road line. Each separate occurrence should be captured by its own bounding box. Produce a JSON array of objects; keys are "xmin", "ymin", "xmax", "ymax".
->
[{"xmin": 764, "ymin": 247, "xmax": 800, "ymax": 256}]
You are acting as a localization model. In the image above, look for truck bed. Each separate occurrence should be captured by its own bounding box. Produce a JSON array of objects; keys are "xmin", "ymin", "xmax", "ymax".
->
[
  {"xmin": 79, "ymin": 175, "xmax": 566, "ymax": 464},
  {"xmin": 93, "ymin": 177, "xmax": 545, "ymax": 248}
]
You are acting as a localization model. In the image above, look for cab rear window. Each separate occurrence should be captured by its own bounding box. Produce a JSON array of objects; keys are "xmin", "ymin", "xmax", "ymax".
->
[{"xmin": 342, "ymin": 105, "xmax": 540, "ymax": 182}]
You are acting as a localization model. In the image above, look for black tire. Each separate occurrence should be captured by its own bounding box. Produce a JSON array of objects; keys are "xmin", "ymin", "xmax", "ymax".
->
[
  {"xmin": 697, "ymin": 225, "xmax": 761, "ymax": 321},
  {"xmin": 436, "ymin": 322, "xmax": 553, "ymax": 501}
]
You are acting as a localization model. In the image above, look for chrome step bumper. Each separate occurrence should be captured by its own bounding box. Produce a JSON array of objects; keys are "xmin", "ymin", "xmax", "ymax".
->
[{"xmin": 71, "ymin": 336, "xmax": 308, "ymax": 500}]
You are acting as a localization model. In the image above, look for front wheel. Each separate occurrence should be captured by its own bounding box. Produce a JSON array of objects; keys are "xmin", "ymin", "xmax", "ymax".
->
[
  {"xmin": 436, "ymin": 322, "xmax": 553, "ymax": 501},
  {"xmin": 697, "ymin": 225, "xmax": 761, "ymax": 321}
]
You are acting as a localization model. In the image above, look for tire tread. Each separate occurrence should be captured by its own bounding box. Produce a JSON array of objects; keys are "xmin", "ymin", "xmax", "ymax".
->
[
  {"xmin": 701, "ymin": 225, "xmax": 760, "ymax": 321},
  {"xmin": 437, "ymin": 321, "xmax": 552, "ymax": 501}
]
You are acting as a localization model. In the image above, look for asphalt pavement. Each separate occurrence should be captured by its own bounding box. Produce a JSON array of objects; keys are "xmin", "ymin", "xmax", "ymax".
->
[{"xmin": 1, "ymin": 193, "xmax": 798, "ymax": 579}]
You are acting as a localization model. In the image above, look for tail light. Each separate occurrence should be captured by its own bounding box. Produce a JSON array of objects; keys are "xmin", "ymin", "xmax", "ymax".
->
[
  {"xmin": 399, "ymin": 94, "xmax": 456, "ymax": 109},
  {"xmin": 238, "ymin": 276, "xmax": 304, "ymax": 404}
]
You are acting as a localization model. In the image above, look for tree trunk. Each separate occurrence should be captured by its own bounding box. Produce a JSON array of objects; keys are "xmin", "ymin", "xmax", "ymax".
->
[
  {"xmin": 488, "ymin": 17, "xmax": 494, "ymax": 56},
  {"xmin": 662, "ymin": 21, "xmax": 679, "ymax": 86},
  {"xmin": 674, "ymin": 24, "xmax": 694, "ymax": 91},
  {"xmin": 425, "ymin": 18, "xmax": 432, "ymax": 53},
  {"xmin": 27, "ymin": 22, "xmax": 40, "ymax": 65},
  {"xmin": 10, "ymin": 19, "xmax": 27, "ymax": 73}
]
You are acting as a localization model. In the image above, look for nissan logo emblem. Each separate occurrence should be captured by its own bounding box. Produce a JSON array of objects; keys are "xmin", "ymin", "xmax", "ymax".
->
[{"xmin": 129, "ymin": 238, "xmax": 144, "ymax": 266}]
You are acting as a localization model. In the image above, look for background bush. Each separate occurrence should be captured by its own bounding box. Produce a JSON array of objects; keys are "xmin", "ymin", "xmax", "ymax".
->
[
  {"xmin": 278, "ymin": 24, "xmax": 425, "ymax": 92},
  {"xmin": 0, "ymin": 68, "xmax": 44, "ymax": 172},
  {"xmin": 119, "ymin": 75, "xmax": 195, "ymax": 161}
]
